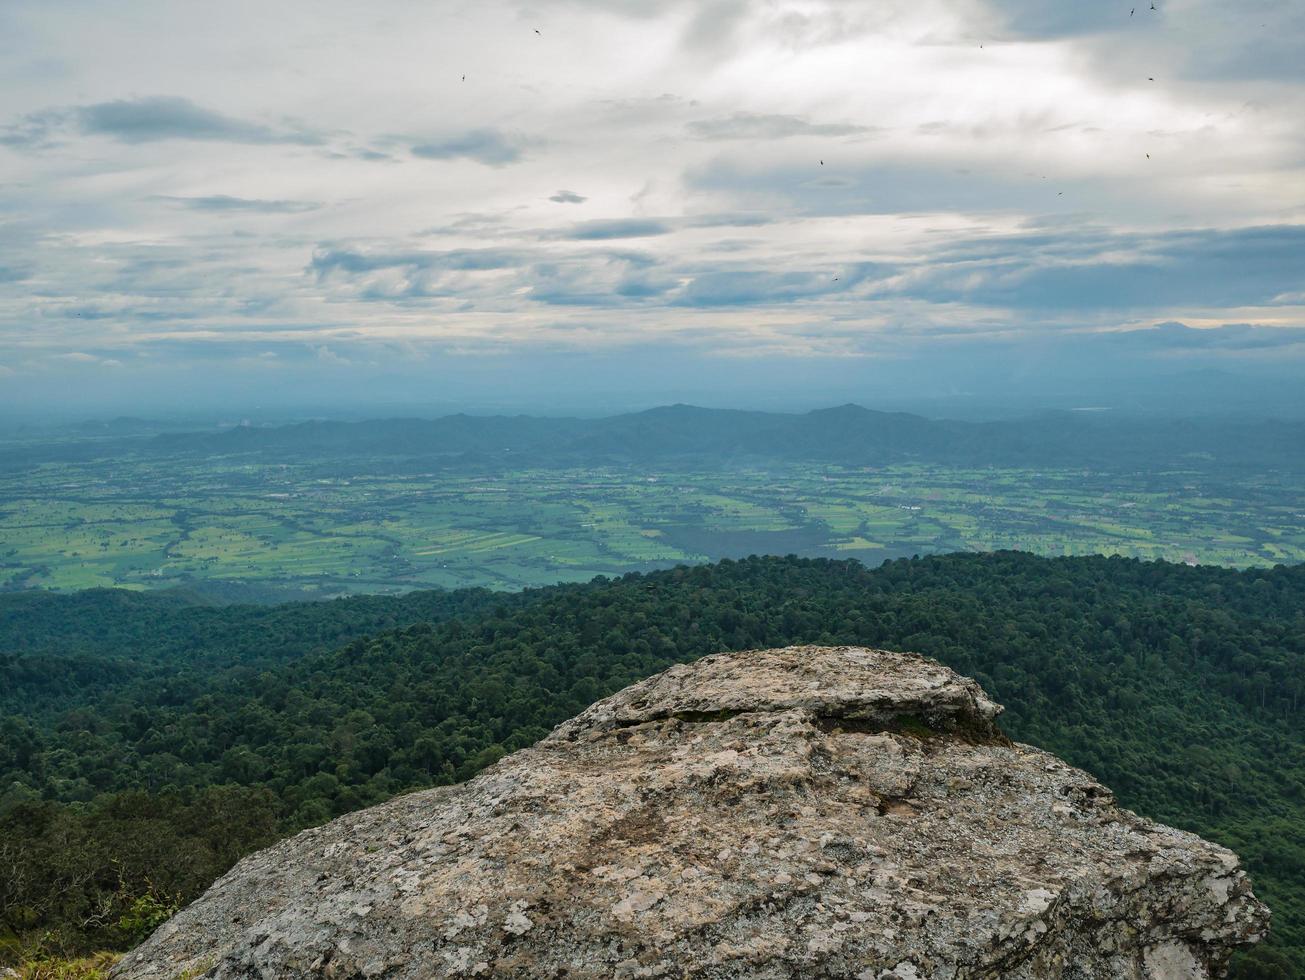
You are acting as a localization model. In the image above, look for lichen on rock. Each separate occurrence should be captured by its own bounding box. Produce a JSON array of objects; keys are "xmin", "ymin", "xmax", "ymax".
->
[{"xmin": 112, "ymin": 645, "xmax": 1269, "ymax": 979}]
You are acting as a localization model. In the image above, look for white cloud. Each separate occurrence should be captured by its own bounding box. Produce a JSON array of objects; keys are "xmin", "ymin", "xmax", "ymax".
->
[{"xmin": 0, "ymin": 0, "xmax": 1302, "ymax": 389}]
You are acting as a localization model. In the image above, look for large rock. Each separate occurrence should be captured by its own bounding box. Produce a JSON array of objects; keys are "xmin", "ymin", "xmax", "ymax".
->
[{"xmin": 114, "ymin": 646, "xmax": 1268, "ymax": 979}]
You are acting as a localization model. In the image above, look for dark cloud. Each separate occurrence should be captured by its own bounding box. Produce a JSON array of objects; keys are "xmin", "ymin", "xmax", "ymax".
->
[
  {"xmin": 563, "ymin": 219, "xmax": 671, "ymax": 240},
  {"xmin": 75, "ymin": 97, "xmax": 321, "ymax": 145},
  {"xmin": 687, "ymin": 112, "xmax": 874, "ymax": 141},
  {"xmin": 0, "ymin": 109, "xmax": 65, "ymax": 149},
  {"xmin": 409, "ymin": 129, "xmax": 528, "ymax": 166},
  {"xmin": 928, "ymin": 230, "xmax": 1121, "ymax": 263},
  {"xmin": 676, "ymin": 270, "xmax": 818, "ymax": 306},
  {"xmin": 598, "ymin": 250, "xmax": 660, "ymax": 268},
  {"xmin": 527, "ymin": 274, "xmax": 616, "ymax": 307},
  {"xmin": 157, "ymin": 195, "xmax": 322, "ymax": 214},
  {"xmin": 308, "ymin": 245, "xmax": 525, "ymax": 300},
  {"xmin": 528, "ymin": 253, "xmax": 676, "ymax": 306},
  {"xmin": 310, "ymin": 242, "xmax": 677, "ymax": 308},
  {"xmin": 673, "ymin": 265, "xmax": 885, "ymax": 307},
  {"xmin": 1202, "ymin": 35, "xmax": 1305, "ymax": 82},
  {"xmin": 310, "ymin": 246, "xmax": 523, "ymax": 278},
  {"xmin": 684, "ymin": 212, "xmax": 774, "ymax": 228},
  {"xmin": 1115, "ymin": 321, "xmax": 1305, "ymax": 350},
  {"xmin": 900, "ymin": 225, "xmax": 1305, "ymax": 311},
  {"xmin": 1186, "ymin": 3, "xmax": 1305, "ymax": 82},
  {"xmin": 988, "ymin": 0, "xmax": 1305, "ymax": 85},
  {"xmin": 3, "ymin": 97, "xmax": 323, "ymax": 149},
  {"xmin": 985, "ymin": 0, "xmax": 1141, "ymax": 39},
  {"xmin": 550, "ymin": 190, "xmax": 588, "ymax": 204},
  {"xmin": 324, "ymin": 146, "xmax": 396, "ymax": 162},
  {"xmin": 614, "ymin": 277, "xmax": 673, "ymax": 298}
]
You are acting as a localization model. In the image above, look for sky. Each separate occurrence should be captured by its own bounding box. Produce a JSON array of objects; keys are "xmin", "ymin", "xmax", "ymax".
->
[{"xmin": 1, "ymin": 0, "xmax": 1304, "ymax": 417}]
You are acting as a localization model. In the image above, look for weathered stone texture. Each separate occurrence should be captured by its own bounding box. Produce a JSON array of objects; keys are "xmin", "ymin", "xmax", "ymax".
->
[{"xmin": 114, "ymin": 646, "xmax": 1267, "ymax": 979}]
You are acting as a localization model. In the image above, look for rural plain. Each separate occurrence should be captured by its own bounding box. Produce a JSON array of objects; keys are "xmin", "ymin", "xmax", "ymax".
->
[{"xmin": 4, "ymin": 454, "xmax": 1302, "ymax": 595}]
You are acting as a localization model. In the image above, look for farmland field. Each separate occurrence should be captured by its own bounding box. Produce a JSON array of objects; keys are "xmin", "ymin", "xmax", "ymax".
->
[{"xmin": 3, "ymin": 452, "xmax": 1302, "ymax": 595}]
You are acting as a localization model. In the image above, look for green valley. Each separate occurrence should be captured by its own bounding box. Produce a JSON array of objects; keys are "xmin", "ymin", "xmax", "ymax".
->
[{"xmin": 4, "ymin": 458, "xmax": 1302, "ymax": 595}]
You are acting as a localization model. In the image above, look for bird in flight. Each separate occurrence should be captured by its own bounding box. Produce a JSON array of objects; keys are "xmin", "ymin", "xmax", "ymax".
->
[
  {"xmin": 820, "ymin": 160, "xmax": 824, "ymax": 166},
  {"xmin": 534, "ymin": 28, "xmax": 541, "ymax": 34},
  {"xmin": 461, "ymin": 74, "xmax": 466, "ymax": 81},
  {"xmin": 1130, "ymin": 7, "xmax": 1135, "ymax": 15}
]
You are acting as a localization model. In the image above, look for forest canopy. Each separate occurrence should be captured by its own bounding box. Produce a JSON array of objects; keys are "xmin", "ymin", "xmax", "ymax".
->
[{"xmin": 2, "ymin": 552, "xmax": 1302, "ymax": 977}]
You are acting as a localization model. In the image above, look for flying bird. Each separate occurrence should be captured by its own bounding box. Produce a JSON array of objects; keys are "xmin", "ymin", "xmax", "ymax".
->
[
  {"xmin": 461, "ymin": 74, "xmax": 466, "ymax": 81},
  {"xmin": 534, "ymin": 28, "xmax": 541, "ymax": 34},
  {"xmin": 1131, "ymin": 7, "xmax": 1135, "ymax": 15}
]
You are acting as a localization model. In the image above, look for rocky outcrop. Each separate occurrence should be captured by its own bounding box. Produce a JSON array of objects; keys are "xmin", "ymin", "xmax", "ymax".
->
[{"xmin": 114, "ymin": 646, "xmax": 1268, "ymax": 979}]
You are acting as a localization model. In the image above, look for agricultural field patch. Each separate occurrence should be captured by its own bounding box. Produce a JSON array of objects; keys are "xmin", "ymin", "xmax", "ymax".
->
[{"xmin": 1, "ymin": 455, "xmax": 1301, "ymax": 594}]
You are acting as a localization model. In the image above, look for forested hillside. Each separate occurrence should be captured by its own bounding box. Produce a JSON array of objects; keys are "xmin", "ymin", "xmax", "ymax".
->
[
  {"xmin": 0, "ymin": 585, "xmax": 502, "ymax": 718},
  {"xmin": 3, "ymin": 553, "xmax": 1303, "ymax": 976}
]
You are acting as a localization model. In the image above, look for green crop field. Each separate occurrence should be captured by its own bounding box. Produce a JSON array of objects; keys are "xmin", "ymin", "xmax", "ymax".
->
[{"xmin": 2, "ymin": 453, "xmax": 1302, "ymax": 595}]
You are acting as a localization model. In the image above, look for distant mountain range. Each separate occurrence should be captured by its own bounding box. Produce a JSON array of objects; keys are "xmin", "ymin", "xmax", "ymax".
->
[{"xmin": 4, "ymin": 404, "xmax": 1303, "ymax": 472}]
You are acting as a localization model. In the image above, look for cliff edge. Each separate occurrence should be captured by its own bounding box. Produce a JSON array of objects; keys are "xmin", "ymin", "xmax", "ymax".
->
[{"xmin": 114, "ymin": 645, "xmax": 1268, "ymax": 979}]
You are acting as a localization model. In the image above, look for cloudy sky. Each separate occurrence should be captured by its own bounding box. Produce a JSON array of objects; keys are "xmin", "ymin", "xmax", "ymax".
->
[{"xmin": 2, "ymin": 0, "xmax": 1304, "ymax": 416}]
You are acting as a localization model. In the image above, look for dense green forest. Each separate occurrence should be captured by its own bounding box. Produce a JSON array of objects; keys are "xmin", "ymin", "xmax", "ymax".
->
[
  {"xmin": 3, "ymin": 553, "xmax": 1303, "ymax": 977},
  {"xmin": 0, "ymin": 585, "xmax": 503, "ymax": 719}
]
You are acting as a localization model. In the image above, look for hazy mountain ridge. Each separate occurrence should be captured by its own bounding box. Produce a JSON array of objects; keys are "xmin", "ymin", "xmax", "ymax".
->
[{"xmin": 5, "ymin": 404, "xmax": 1303, "ymax": 474}]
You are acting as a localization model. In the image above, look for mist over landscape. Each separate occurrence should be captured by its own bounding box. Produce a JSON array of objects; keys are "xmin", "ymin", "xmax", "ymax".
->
[{"xmin": 2, "ymin": 1, "xmax": 1304, "ymax": 978}]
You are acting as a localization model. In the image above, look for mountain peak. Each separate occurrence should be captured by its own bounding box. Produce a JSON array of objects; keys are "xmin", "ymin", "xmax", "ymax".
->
[{"xmin": 812, "ymin": 402, "xmax": 872, "ymax": 415}]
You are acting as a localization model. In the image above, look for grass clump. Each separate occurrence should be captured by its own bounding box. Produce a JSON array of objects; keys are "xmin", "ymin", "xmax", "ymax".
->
[{"xmin": 10, "ymin": 952, "xmax": 122, "ymax": 980}]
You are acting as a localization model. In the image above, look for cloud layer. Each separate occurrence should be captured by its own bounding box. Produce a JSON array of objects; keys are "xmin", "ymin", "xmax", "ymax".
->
[{"xmin": 1, "ymin": 0, "xmax": 1303, "ymax": 412}]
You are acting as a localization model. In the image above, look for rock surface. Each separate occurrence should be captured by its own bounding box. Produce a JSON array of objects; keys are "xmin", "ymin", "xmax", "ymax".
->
[{"xmin": 114, "ymin": 646, "xmax": 1268, "ymax": 979}]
